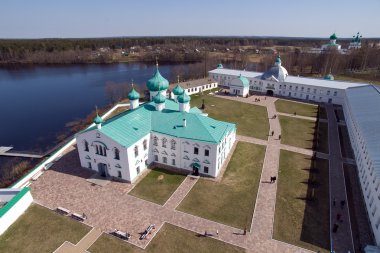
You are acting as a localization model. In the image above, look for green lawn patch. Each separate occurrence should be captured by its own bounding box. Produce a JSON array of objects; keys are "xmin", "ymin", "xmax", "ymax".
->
[
  {"xmin": 0, "ymin": 204, "xmax": 91, "ymax": 253},
  {"xmin": 177, "ymin": 142, "xmax": 265, "ymax": 229},
  {"xmin": 190, "ymin": 94, "xmax": 269, "ymax": 140},
  {"xmin": 274, "ymin": 150, "xmax": 330, "ymax": 253},
  {"xmin": 129, "ymin": 168, "xmax": 186, "ymax": 205},
  {"xmin": 89, "ymin": 223, "xmax": 245, "ymax": 253},
  {"xmin": 275, "ymin": 99, "xmax": 318, "ymax": 118},
  {"xmin": 279, "ymin": 115, "xmax": 329, "ymax": 153}
]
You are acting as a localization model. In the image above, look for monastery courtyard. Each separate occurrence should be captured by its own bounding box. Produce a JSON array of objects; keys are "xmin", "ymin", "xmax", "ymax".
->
[{"xmin": 12, "ymin": 93, "xmax": 371, "ymax": 253}]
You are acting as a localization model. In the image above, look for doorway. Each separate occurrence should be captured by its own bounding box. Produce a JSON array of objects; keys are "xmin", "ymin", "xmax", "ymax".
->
[
  {"xmin": 98, "ymin": 163, "xmax": 108, "ymax": 177},
  {"xmin": 266, "ymin": 90, "xmax": 274, "ymax": 96}
]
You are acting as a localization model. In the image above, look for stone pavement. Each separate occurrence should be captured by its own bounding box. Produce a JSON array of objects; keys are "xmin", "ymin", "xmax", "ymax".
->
[
  {"xmin": 35, "ymin": 94, "xmax": 357, "ymax": 253},
  {"xmin": 326, "ymin": 104, "xmax": 355, "ymax": 253}
]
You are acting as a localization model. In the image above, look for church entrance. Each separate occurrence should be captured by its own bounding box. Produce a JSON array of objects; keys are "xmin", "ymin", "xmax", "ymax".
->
[
  {"xmin": 266, "ymin": 90, "xmax": 274, "ymax": 96},
  {"xmin": 98, "ymin": 163, "xmax": 108, "ymax": 177},
  {"xmin": 192, "ymin": 163, "xmax": 200, "ymax": 176}
]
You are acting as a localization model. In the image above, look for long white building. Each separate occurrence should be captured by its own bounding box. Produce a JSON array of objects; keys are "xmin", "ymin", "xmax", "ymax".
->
[
  {"xmin": 209, "ymin": 59, "xmax": 380, "ymax": 245},
  {"xmin": 209, "ymin": 55, "xmax": 367, "ymax": 105},
  {"xmin": 76, "ymin": 64, "xmax": 236, "ymax": 183}
]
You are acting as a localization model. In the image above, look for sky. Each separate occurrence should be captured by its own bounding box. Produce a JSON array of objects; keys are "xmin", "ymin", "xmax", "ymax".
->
[{"xmin": 0, "ymin": 0, "xmax": 379, "ymax": 39}]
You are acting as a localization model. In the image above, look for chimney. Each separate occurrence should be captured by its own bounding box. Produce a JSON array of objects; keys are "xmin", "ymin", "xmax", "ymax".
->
[{"xmin": 183, "ymin": 119, "xmax": 187, "ymax": 127}]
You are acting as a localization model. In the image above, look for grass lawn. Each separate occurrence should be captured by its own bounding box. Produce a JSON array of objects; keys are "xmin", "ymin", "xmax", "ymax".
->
[
  {"xmin": 177, "ymin": 142, "xmax": 265, "ymax": 229},
  {"xmin": 89, "ymin": 223, "xmax": 245, "ymax": 253},
  {"xmin": 279, "ymin": 116, "xmax": 329, "ymax": 153},
  {"xmin": 0, "ymin": 204, "xmax": 91, "ymax": 253},
  {"xmin": 274, "ymin": 150, "xmax": 330, "ymax": 253},
  {"xmin": 129, "ymin": 168, "xmax": 186, "ymax": 205},
  {"xmin": 190, "ymin": 94, "xmax": 269, "ymax": 140},
  {"xmin": 275, "ymin": 99, "xmax": 318, "ymax": 118}
]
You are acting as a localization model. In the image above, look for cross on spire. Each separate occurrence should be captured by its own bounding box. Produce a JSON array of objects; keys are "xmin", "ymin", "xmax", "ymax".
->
[
  {"xmin": 155, "ymin": 56, "xmax": 159, "ymax": 68},
  {"xmin": 177, "ymin": 75, "xmax": 180, "ymax": 83}
]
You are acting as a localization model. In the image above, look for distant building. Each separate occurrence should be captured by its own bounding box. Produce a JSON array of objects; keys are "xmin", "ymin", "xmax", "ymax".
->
[
  {"xmin": 349, "ymin": 32, "xmax": 362, "ymax": 50},
  {"xmin": 76, "ymin": 64, "xmax": 236, "ymax": 183},
  {"xmin": 321, "ymin": 33, "xmax": 342, "ymax": 51}
]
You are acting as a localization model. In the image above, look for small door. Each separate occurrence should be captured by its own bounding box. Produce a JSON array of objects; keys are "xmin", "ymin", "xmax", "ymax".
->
[
  {"xmin": 98, "ymin": 163, "xmax": 108, "ymax": 177},
  {"xmin": 306, "ymin": 94, "xmax": 309, "ymax": 100}
]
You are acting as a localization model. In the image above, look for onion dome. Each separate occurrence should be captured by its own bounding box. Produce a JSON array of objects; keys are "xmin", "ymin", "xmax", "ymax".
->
[
  {"xmin": 324, "ymin": 73, "xmax": 334, "ymax": 80},
  {"xmin": 94, "ymin": 113, "xmax": 103, "ymax": 124},
  {"xmin": 128, "ymin": 88, "xmax": 140, "ymax": 100},
  {"xmin": 146, "ymin": 64, "xmax": 169, "ymax": 91},
  {"xmin": 153, "ymin": 92, "xmax": 166, "ymax": 104},
  {"xmin": 217, "ymin": 63, "xmax": 223, "ymax": 69},
  {"xmin": 261, "ymin": 55, "xmax": 288, "ymax": 82},
  {"xmin": 238, "ymin": 74, "xmax": 249, "ymax": 88},
  {"xmin": 173, "ymin": 84, "xmax": 184, "ymax": 96},
  {"xmin": 330, "ymin": 33, "xmax": 337, "ymax": 40},
  {"xmin": 177, "ymin": 92, "xmax": 191, "ymax": 103}
]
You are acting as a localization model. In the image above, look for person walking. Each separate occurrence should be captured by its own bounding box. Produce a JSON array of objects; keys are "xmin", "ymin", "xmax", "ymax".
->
[
  {"xmin": 216, "ymin": 230, "xmax": 219, "ymax": 236},
  {"xmin": 271, "ymin": 130, "xmax": 274, "ymax": 136},
  {"xmin": 243, "ymin": 227, "xmax": 247, "ymax": 235}
]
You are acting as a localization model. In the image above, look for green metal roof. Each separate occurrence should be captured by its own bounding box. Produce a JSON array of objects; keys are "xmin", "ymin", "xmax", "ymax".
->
[
  {"xmin": 94, "ymin": 114, "xmax": 103, "ymax": 124},
  {"xmin": 324, "ymin": 73, "xmax": 334, "ymax": 80},
  {"xmin": 128, "ymin": 88, "xmax": 140, "ymax": 100},
  {"xmin": 173, "ymin": 84, "xmax": 184, "ymax": 95},
  {"xmin": 238, "ymin": 74, "xmax": 249, "ymax": 88},
  {"xmin": 177, "ymin": 92, "xmax": 191, "ymax": 103},
  {"xmin": 330, "ymin": 33, "xmax": 337, "ymax": 40},
  {"xmin": 83, "ymin": 99, "xmax": 235, "ymax": 147},
  {"xmin": 146, "ymin": 66, "xmax": 169, "ymax": 91},
  {"xmin": 153, "ymin": 92, "xmax": 166, "ymax": 104},
  {"xmin": 0, "ymin": 188, "xmax": 30, "ymax": 218}
]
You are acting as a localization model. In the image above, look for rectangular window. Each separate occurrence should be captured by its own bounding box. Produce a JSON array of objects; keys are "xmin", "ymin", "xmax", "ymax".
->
[
  {"xmin": 163, "ymin": 157, "xmax": 167, "ymax": 164},
  {"xmin": 204, "ymin": 166, "xmax": 209, "ymax": 174},
  {"xmin": 172, "ymin": 159, "xmax": 175, "ymax": 165},
  {"xmin": 136, "ymin": 166, "xmax": 140, "ymax": 175},
  {"xmin": 307, "ymin": 88, "xmax": 310, "ymax": 92},
  {"xmin": 204, "ymin": 149, "xmax": 209, "ymax": 156},
  {"xmin": 154, "ymin": 155, "xmax": 158, "ymax": 161},
  {"xmin": 118, "ymin": 171, "xmax": 122, "ymax": 178},
  {"xmin": 194, "ymin": 147, "xmax": 199, "ymax": 155},
  {"xmin": 333, "ymin": 91, "xmax": 337, "ymax": 96},
  {"xmin": 327, "ymin": 90, "xmax": 330, "ymax": 95},
  {"xmin": 88, "ymin": 162, "xmax": 92, "ymax": 169}
]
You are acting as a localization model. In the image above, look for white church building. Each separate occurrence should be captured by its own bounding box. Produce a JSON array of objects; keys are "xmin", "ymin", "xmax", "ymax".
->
[{"xmin": 76, "ymin": 64, "xmax": 236, "ymax": 183}]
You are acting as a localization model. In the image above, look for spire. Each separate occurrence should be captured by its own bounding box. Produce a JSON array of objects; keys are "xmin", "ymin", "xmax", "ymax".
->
[
  {"xmin": 177, "ymin": 75, "xmax": 180, "ymax": 83},
  {"xmin": 155, "ymin": 56, "xmax": 159, "ymax": 69},
  {"xmin": 94, "ymin": 106, "xmax": 103, "ymax": 129}
]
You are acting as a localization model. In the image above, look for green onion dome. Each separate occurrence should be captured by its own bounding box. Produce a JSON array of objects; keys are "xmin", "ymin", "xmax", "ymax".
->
[
  {"xmin": 146, "ymin": 66, "xmax": 169, "ymax": 91},
  {"xmin": 94, "ymin": 114, "xmax": 103, "ymax": 124},
  {"xmin": 217, "ymin": 63, "xmax": 223, "ymax": 69},
  {"xmin": 275, "ymin": 55, "xmax": 282, "ymax": 64},
  {"xmin": 153, "ymin": 92, "xmax": 166, "ymax": 104},
  {"xmin": 177, "ymin": 91, "xmax": 191, "ymax": 103},
  {"xmin": 128, "ymin": 88, "xmax": 140, "ymax": 100},
  {"xmin": 330, "ymin": 33, "xmax": 337, "ymax": 40},
  {"xmin": 173, "ymin": 84, "xmax": 184, "ymax": 96}
]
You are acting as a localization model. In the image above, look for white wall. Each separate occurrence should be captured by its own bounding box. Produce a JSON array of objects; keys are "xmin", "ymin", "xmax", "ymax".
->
[
  {"xmin": 184, "ymin": 82, "xmax": 218, "ymax": 96},
  {"xmin": 0, "ymin": 190, "xmax": 33, "ymax": 236}
]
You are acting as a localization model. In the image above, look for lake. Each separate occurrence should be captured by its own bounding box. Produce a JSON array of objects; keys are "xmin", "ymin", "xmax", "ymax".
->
[{"xmin": 0, "ymin": 62, "xmax": 204, "ymax": 153}]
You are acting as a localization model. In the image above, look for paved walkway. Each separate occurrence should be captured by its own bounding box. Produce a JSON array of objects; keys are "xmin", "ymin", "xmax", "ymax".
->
[
  {"xmin": 164, "ymin": 176, "xmax": 199, "ymax": 209},
  {"xmin": 326, "ymin": 104, "xmax": 355, "ymax": 253}
]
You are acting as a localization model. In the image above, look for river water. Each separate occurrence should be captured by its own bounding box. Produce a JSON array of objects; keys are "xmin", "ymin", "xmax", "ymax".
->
[{"xmin": 0, "ymin": 62, "xmax": 203, "ymax": 153}]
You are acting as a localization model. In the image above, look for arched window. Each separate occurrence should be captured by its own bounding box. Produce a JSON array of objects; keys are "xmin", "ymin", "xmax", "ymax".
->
[
  {"xmin": 114, "ymin": 148, "xmax": 120, "ymax": 160},
  {"xmin": 153, "ymin": 136, "xmax": 158, "ymax": 146},
  {"xmin": 171, "ymin": 139, "xmax": 176, "ymax": 150},
  {"xmin": 134, "ymin": 146, "xmax": 139, "ymax": 157},
  {"xmin": 96, "ymin": 145, "xmax": 99, "ymax": 154},
  {"xmin": 162, "ymin": 138, "xmax": 167, "ymax": 148},
  {"xmin": 103, "ymin": 146, "xmax": 107, "ymax": 156},
  {"xmin": 84, "ymin": 140, "xmax": 89, "ymax": 152},
  {"xmin": 143, "ymin": 140, "xmax": 147, "ymax": 150}
]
